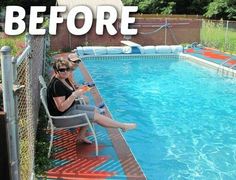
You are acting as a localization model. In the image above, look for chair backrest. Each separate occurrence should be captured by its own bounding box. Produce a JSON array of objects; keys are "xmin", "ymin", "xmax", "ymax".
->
[
  {"xmin": 40, "ymin": 87, "xmax": 53, "ymax": 121},
  {"xmin": 39, "ymin": 75, "xmax": 47, "ymax": 88}
]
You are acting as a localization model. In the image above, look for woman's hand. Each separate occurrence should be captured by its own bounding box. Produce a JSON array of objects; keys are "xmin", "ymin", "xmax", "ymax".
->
[
  {"xmin": 78, "ymin": 85, "xmax": 92, "ymax": 93},
  {"xmin": 72, "ymin": 88, "xmax": 84, "ymax": 98}
]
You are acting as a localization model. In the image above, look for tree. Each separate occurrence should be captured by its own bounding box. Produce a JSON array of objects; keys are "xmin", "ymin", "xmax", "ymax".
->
[
  {"xmin": 122, "ymin": 0, "xmax": 176, "ymax": 14},
  {"xmin": 122, "ymin": 0, "xmax": 210, "ymax": 15},
  {"xmin": 204, "ymin": 0, "xmax": 236, "ymax": 20},
  {"xmin": 187, "ymin": 0, "xmax": 212, "ymax": 15}
]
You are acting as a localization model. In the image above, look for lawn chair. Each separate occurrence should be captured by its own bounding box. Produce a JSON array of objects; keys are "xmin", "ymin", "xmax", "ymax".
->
[{"xmin": 40, "ymin": 87, "xmax": 98, "ymax": 157}]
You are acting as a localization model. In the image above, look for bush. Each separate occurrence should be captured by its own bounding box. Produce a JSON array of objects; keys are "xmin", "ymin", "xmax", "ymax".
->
[{"xmin": 0, "ymin": 34, "xmax": 25, "ymax": 56}]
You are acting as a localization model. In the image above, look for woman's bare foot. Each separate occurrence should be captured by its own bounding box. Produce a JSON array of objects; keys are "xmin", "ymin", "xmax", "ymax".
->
[
  {"xmin": 121, "ymin": 123, "xmax": 136, "ymax": 132},
  {"xmin": 77, "ymin": 137, "xmax": 92, "ymax": 144}
]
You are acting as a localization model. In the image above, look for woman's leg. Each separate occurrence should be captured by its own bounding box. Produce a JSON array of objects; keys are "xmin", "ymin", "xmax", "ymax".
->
[
  {"xmin": 77, "ymin": 126, "xmax": 92, "ymax": 144},
  {"xmin": 61, "ymin": 106, "xmax": 94, "ymax": 143},
  {"xmin": 75, "ymin": 104, "xmax": 95, "ymax": 111},
  {"xmin": 94, "ymin": 112, "xmax": 136, "ymax": 132},
  {"xmin": 75, "ymin": 104, "xmax": 103, "ymax": 114},
  {"xmin": 62, "ymin": 105, "xmax": 136, "ymax": 144}
]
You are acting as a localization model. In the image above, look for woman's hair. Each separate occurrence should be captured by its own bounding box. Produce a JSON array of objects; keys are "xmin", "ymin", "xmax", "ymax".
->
[{"xmin": 52, "ymin": 58, "xmax": 70, "ymax": 71}]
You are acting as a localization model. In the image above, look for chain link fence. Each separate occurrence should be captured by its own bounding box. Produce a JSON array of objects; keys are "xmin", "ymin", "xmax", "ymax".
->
[
  {"xmin": 201, "ymin": 19, "xmax": 236, "ymax": 54},
  {"xmin": 1, "ymin": 34, "xmax": 47, "ymax": 180},
  {"xmin": 17, "ymin": 56, "xmax": 34, "ymax": 179},
  {"xmin": 17, "ymin": 35, "xmax": 45, "ymax": 180}
]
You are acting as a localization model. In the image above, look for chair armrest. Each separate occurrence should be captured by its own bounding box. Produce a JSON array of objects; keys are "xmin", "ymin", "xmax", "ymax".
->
[
  {"xmin": 75, "ymin": 97, "xmax": 86, "ymax": 105},
  {"xmin": 51, "ymin": 113, "xmax": 88, "ymax": 120}
]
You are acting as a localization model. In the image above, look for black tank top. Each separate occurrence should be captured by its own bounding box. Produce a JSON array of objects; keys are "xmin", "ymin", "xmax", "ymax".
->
[{"xmin": 47, "ymin": 77, "xmax": 75, "ymax": 116}]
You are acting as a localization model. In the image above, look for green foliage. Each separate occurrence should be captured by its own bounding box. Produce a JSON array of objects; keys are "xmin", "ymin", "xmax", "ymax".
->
[
  {"xmin": 204, "ymin": 0, "xmax": 236, "ymax": 20},
  {"xmin": 227, "ymin": 1, "xmax": 236, "ymax": 19},
  {"xmin": 122, "ymin": 0, "xmax": 235, "ymax": 19},
  {"xmin": 161, "ymin": 2, "xmax": 176, "ymax": 15},
  {"xmin": 123, "ymin": 0, "xmax": 176, "ymax": 14},
  {"xmin": 0, "ymin": 34, "xmax": 25, "ymax": 111},
  {"xmin": 0, "ymin": 34, "xmax": 25, "ymax": 56},
  {"xmin": 34, "ymin": 105, "xmax": 54, "ymax": 176},
  {"xmin": 204, "ymin": 0, "xmax": 228, "ymax": 19},
  {"xmin": 42, "ymin": 17, "xmax": 49, "ymax": 29},
  {"xmin": 138, "ymin": 0, "xmax": 152, "ymax": 13},
  {"xmin": 35, "ymin": 47, "xmax": 55, "ymax": 176},
  {"xmin": 122, "ymin": 0, "xmax": 211, "ymax": 15},
  {"xmin": 186, "ymin": 0, "xmax": 212, "ymax": 15},
  {"xmin": 201, "ymin": 20, "xmax": 236, "ymax": 54}
]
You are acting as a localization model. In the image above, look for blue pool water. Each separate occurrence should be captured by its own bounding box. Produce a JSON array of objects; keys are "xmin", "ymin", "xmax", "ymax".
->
[{"xmin": 80, "ymin": 56, "xmax": 236, "ymax": 179}]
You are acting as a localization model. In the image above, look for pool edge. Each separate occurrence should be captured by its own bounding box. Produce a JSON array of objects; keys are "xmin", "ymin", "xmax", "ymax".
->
[
  {"xmin": 180, "ymin": 53, "xmax": 236, "ymax": 78},
  {"xmin": 79, "ymin": 60, "xmax": 147, "ymax": 180}
]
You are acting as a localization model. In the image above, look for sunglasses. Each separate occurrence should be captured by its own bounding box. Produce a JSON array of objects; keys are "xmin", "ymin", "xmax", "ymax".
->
[
  {"xmin": 57, "ymin": 68, "xmax": 70, "ymax": 72},
  {"xmin": 71, "ymin": 59, "xmax": 81, "ymax": 64}
]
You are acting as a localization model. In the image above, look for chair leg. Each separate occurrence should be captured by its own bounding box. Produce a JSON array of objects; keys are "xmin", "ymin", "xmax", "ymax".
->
[
  {"xmin": 82, "ymin": 99, "xmax": 86, "ymax": 105},
  {"xmin": 48, "ymin": 127, "xmax": 54, "ymax": 158},
  {"xmin": 88, "ymin": 122, "xmax": 98, "ymax": 156},
  {"xmin": 47, "ymin": 121, "xmax": 50, "ymax": 130},
  {"xmin": 92, "ymin": 123, "xmax": 96, "ymax": 134}
]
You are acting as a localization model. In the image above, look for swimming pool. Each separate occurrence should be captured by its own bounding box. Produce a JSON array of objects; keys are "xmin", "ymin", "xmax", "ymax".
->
[{"xmin": 79, "ymin": 55, "xmax": 236, "ymax": 179}]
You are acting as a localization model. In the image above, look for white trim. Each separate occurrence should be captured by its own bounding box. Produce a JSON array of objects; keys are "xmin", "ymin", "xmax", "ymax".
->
[
  {"xmin": 120, "ymin": 40, "xmax": 141, "ymax": 47},
  {"xmin": 180, "ymin": 53, "xmax": 236, "ymax": 77}
]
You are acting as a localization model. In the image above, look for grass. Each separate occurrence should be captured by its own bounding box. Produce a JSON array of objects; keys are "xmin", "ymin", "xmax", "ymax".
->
[{"xmin": 201, "ymin": 20, "xmax": 236, "ymax": 54}]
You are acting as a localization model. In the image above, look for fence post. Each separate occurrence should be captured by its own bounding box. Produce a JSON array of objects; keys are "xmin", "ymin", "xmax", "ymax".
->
[
  {"xmin": 25, "ymin": 33, "xmax": 35, "ymax": 180},
  {"xmin": 0, "ymin": 46, "xmax": 20, "ymax": 180},
  {"xmin": 224, "ymin": 20, "xmax": 229, "ymax": 50},
  {"xmin": 43, "ymin": 30, "xmax": 48, "ymax": 76},
  {"xmin": 165, "ymin": 18, "xmax": 167, "ymax": 45}
]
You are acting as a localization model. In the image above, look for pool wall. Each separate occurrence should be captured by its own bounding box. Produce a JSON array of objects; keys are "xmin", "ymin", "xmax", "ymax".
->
[
  {"xmin": 76, "ymin": 45, "xmax": 236, "ymax": 78},
  {"xmin": 82, "ymin": 54, "xmax": 179, "ymax": 60},
  {"xmin": 76, "ymin": 45, "xmax": 183, "ymax": 57}
]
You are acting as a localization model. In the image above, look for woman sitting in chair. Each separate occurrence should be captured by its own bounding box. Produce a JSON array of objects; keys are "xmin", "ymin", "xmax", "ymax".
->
[
  {"xmin": 47, "ymin": 59, "xmax": 136, "ymax": 144},
  {"xmin": 67, "ymin": 54, "xmax": 90, "ymax": 105}
]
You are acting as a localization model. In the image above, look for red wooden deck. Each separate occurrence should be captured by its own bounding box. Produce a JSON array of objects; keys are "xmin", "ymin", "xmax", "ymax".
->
[{"xmin": 46, "ymin": 53, "xmax": 146, "ymax": 179}]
